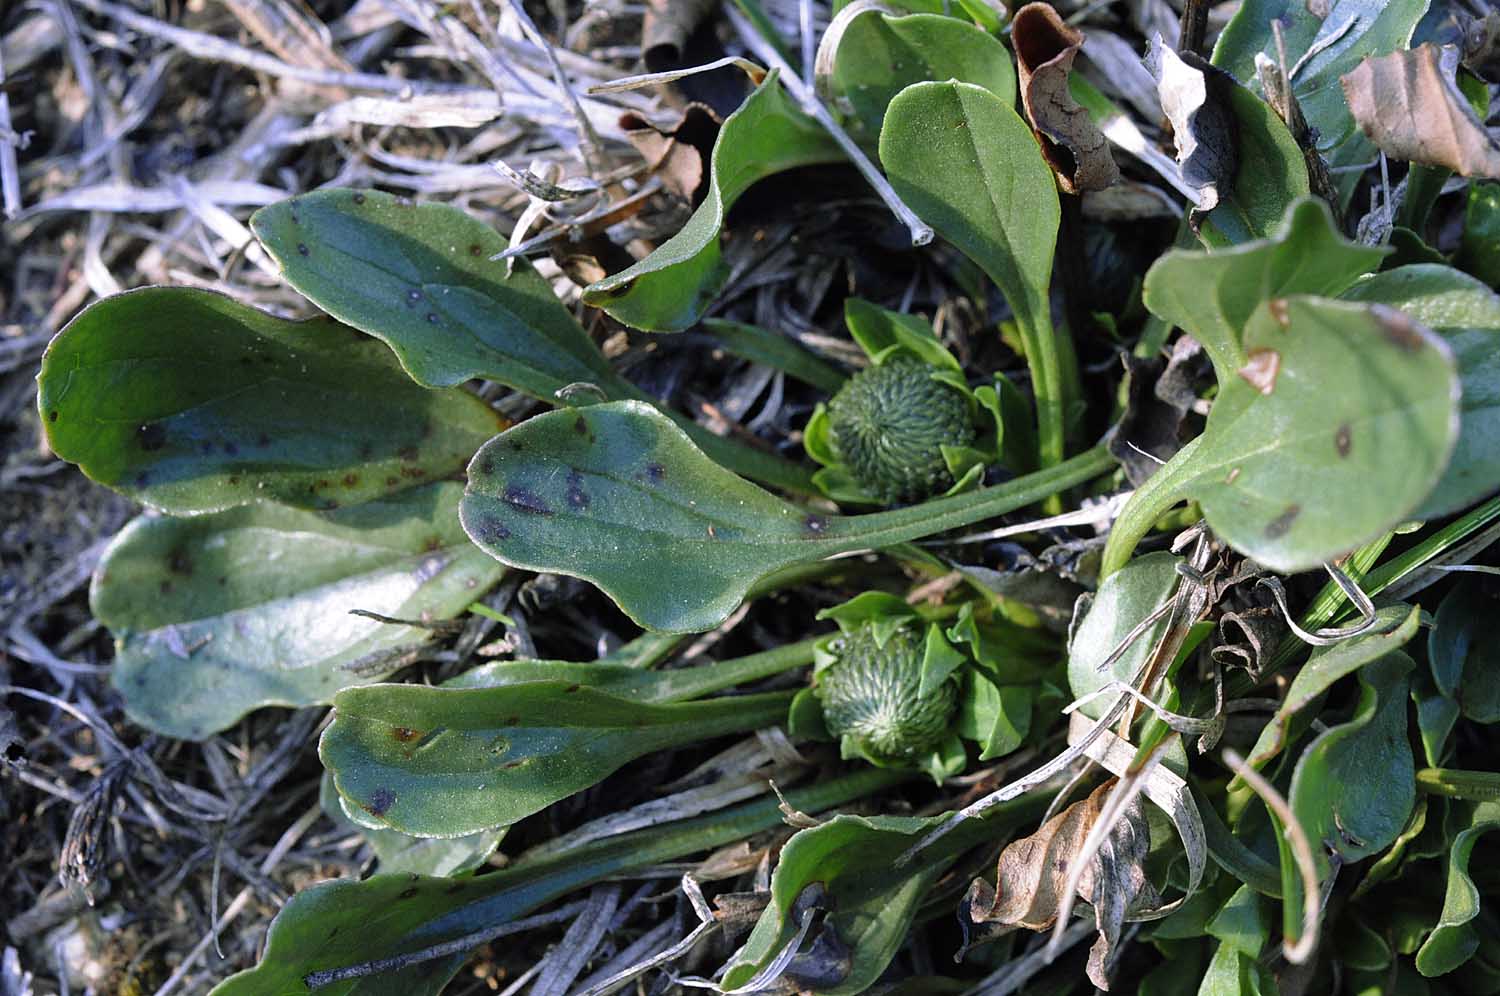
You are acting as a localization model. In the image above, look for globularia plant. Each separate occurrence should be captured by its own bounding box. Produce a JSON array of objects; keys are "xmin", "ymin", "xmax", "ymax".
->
[{"xmin": 33, "ymin": 1, "xmax": 1500, "ymax": 994}]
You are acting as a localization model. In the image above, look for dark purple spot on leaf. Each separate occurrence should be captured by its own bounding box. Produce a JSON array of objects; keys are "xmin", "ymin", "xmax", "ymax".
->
[
  {"xmin": 343, "ymin": 473, "xmax": 359, "ymax": 487},
  {"xmin": 426, "ymin": 313, "xmax": 439, "ymax": 324},
  {"xmin": 168, "ymin": 549, "xmax": 193, "ymax": 576},
  {"xmin": 804, "ymin": 514, "xmax": 828, "ymax": 535},
  {"xmin": 398, "ymin": 887, "xmax": 419, "ymax": 900},
  {"xmin": 352, "ymin": 192, "xmax": 366, "ymax": 204},
  {"xmin": 573, "ymin": 415, "xmax": 588, "ymax": 435},
  {"xmin": 297, "ymin": 243, "xmax": 309, "ymax": 257},
  {"xmin": 1265, "ymin": 504, "xmax": 1301, "ymax": 539},
  {"xmin": 366, "ymin": 787, "xmax": 396, "ymax": 817},
  {"xmin": 566, "ymin": 470, "xmax": 590, "ymax": 510},
  {"xmin": 257, "ymin": 433, "xmax": 271, "ymax": 447},
  {"xmin": 398, "ymin": 445, "xmax": 419, "ymax": 462},
  {"xmin": 47, "ymin": 410, "xmax": 58, "ymax": 422},
  {"xmin": 468, "ymin": 244, "xmax": 483, "ymax": 256},
  {"xmin": 137, "ymin": 423, "xmax": 167, "ymax": 451},
  {"xmin": 645, "ymin": 462, "xmax": 666, "ymax": 483},
  {"xmin": 565, "ymin": 683, "xmax": 581, "ymax": 693},
  {"xmin": 224, "ymin": 441, "xmax": 240, "ymax": 457},
  {"xmin": 1335, "ymin": 424, "xmax": 1352, "ymax": 458},
  {"xmin": 503, "ymin": 486, "xmax": 553, "ymax": 516}
]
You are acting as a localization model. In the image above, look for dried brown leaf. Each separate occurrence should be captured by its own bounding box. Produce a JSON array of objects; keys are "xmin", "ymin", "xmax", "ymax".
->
[
  {"xmin": 1012, "ymin": 3, "xmax": 1120, "ymax": 194},
  {"xmin": 1146, "ymin": 35, "xmax": 1237, "ymax": 212},
  {"xmin": 1342, "ymin": 44, "xmax": 1500, "ymax": 179},
  {"xmin": 966, "ymin": 780, "xmax": 1159, "ymax": 990},
  {"xmin": 619, "ymin": 103, "xmax": 722, "ymax": 203},
  {"xmin": 1462, "ymin": 10, "xmax": 1500, "ymax": 83}
]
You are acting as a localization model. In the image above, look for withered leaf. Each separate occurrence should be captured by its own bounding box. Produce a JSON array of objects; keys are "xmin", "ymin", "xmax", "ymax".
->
[
  {"xmin": 1146, "ymin": 35, "xmax": 1238, "ymax": 213},
  {"xmin": 966, "ymin": 781, "xmax": 1159, "ymax": 990},
  {"xmin": 1011, "ymin": 3, "xmax": 1120, "ymax": 194},
  {"xmin": 619, "ymin": 104, "xmax": 723, "ymax": 203},
  {"xmin": 1342, "ymin": 44, "xmax": 1500, "ymax": 179}
]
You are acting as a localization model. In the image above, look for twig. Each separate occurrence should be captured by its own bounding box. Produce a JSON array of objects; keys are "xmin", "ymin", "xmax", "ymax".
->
[
  {"xmin": 724, "ymin": 5, "xmax": 933, "ymax": 247},
  {"xmin": 500, "ymin": 0, "xmax": 606, "ymax": 175},
  {"xmin": 1221, "ymin": 749, "xmax": 1321, "ymax": 963}
]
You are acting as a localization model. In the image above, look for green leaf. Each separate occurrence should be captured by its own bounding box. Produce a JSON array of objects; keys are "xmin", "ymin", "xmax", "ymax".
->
[
  {"xmin": 1143, "ymin": 197, "xmax": 1387, "ymax": 382},
  {"xmin": 1458, "ymin": 181, "xmax": 1500, "ymax": 288},
  {"xmin": 210, "ymin": 767, "xmax": 905, "ymax": 996},
  {"xmin": 1197, "ymin": 84, "xmax": 1311, "ymax": 248},
  {"xmin": 719, "ymin": 797, "xmax": 1045, "ymax": 995},
  {"xmin": 829, "ymin": 11, "xmax": 1017, "ymax": 135},
  {"xmin": 1425, "ymin": 577, "xmax": 1500, "ymax": 723},
  {"xmin": 1068, "ymin": 551, "xmax": 1181, "ymax": 719},
  {"xmin": 1342, "ymin": 265, "xmax": 1500, "ymax": 518},
  {"xmin": 92, "ymin": 482, "xmax": 503, "ymax": 739},
  {"xmin": 878, "ymin": 79, "xmax": 1077, "ymax": 469},
  {"xmin": 1206, "ymin": 884, "xmax": 1270, "ymax": 959},
  {"xmin": 460, "ymin": 401, "xmax": 1116, "ymax": 632},
  {"xmin": 319, "ymin": 773, "xmax": 501, "ymax": 878},
  {"xmin": 844, "ymin": 298, "xmax": 961, "ymax": 374},
  {"xmin": 1104, "ymin": 295, "xmax": 1459, "ymax": 575},
  {"xmin": 1290, "ymin": 652, "xmax": 1417, "ymax": 872},
  {"xmin": 582, "ymin": 70, "xmax": 842, "ymax": 331},
  {"xmin": 251, "ymin": 188, "xmax": 615, "ymax": 396},
  {"xmin": 956, "ymin": 669, "xmax": 1033, "ymax": 760},
  {"xmin": 1416, "ymin": 801, "xmax": 1500, "ymax": 977},
  {"xmin": 1243, "ymin": 604, "xmax": 1420, "ymax": 772},
  {"xmin": 321, "ymin": 681, "xmax": 794, "ymax": 835},
  {"xmin": 1197, "ymin": 940, "xmax": 1277, "ymax": 996},
  {"xmin": 251, "ymin": 188, "xmax": 816, "ymax": 494},
  {"xmin": 37, "ymin": 287, "xmax": 502, "ymax": 514}
]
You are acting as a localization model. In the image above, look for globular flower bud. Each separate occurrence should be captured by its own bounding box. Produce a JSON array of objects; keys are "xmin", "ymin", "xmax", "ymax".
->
[
  {"xmin": 816, "ymin": 623, "xmax": 958, "ymax": 762},
  {"xmin": 827, "ymin": 356, "xmax": 977, "ymax": 504}
]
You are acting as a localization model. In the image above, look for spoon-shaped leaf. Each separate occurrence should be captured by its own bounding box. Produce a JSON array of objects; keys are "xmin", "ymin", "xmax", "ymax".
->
[
  {"xmin": 93, "ymin": 481, "xmax": 503, "ymax": 739},
  {"xmin": 1289, "ymin": 652, "xmax": 1416, "ymax": 873},
  {"xmin": 318, "ymin": 773, "xmax": 502, "ymax": 878},
  {"xmin": 1415, "ymin": 801, "xmax": 1500, "ymax": 978},
  {"xmin": 252, "ymin": 187, "xmax": 815, "ymax": 493},
  {"xmin": 251, "ymin": 187, "xmax": 616, "ymax": 394},
  {"xmin": 1144, "ymin": 197, "xmax": 1387, "ymax": 381},
  {"xmin": 460, "ymin": 401, "xmax": 1116, "ymax": 633},
  {"xmin": 209, "ymin": 767, "xmax": 904, "ymax": 996},
  {"xmin": 1342, "ymin": 264, "xmax": 1500, "ymax": 518},
  {"xmin": 582, "ymin": 69, "xmax": 842, "ymax": 332},
  {"xmin": 878, "ymin": 79, "xmax": 1077, "ymax": 470},
  {"xmin": 1194, "ymin": 83, "xmax": 1310, "ymax": 248},
  {"xmin": 829, "ymin": 11, "xmax": 1017, "ymax": 135},
  {"xmin": 1102, "ymin": 295, "xmax": 1459, "ymax": 575},
  {"xmin": 37, "ymin": 287, "xmax": 502, "ymax": 514},
  {"xmin": 321, "ymin": 683, "xmax": 795, "ymax": 835}
]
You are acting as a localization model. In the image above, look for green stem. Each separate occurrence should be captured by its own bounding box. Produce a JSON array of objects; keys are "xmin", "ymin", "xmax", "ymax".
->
[
  {"xmin": 824, "ymin": 443, "xmax": 1116, "ymax": 552},
  {"xmin": 650, "ymin": 638, "xmax": 820, "ymax": 701},
  {"xmin": 1098, "ymin": 435, "xmax": 1201, "ymax": 578},
  {"xmin": 1016, "ymin": 305, "xmax": 1080, "ymax": 480},
  {"xmin": 1416, "ymin": 767, "xmax": 1500, "ymax": 802}
]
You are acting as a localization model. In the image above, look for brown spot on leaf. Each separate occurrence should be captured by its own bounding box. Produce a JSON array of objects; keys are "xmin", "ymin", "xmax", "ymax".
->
[
  {"xmin": 1371, "ymin": 304, "xmax": 1428, "ymax": 352},
  {"xmin": 391, "ymin": 727, "xmax": 423, "ymax": 743},
  {"xmin": 1237, "ymin": 348, "xmax": 1282, "ymax": 395},
  {"xmin": 503, "ymin": 485, "xmax": 553, "ymax": 516},
  {"xmin": 1268, "ymin": 298, "xmax": 1291, "ymax": 329},
  {"xmin": 47, "ymin": 410, "xmax": 58, "ymax": 422},
  {"xmin": 573, "ymin": 415, "xmax": 589, "ymax": 435},
  {"xmin": 398, "ymin": 445, "xmax": 419, "ymax": 462},
  {"xmin": 479, "ymin": 457, "xmax": 495, "ymax": 475},
  {"xmin": 1265, "ymin": 504, "xmax": 1301, "ymax": 539},
  {"xmin": 386, "ymin": 476, "xmax": 400, "ymax": 487},
  {"xmin": 398, "ymin": 887, "xmax": 419, "ymax": 899},
  {"xmin": 343, "ymin": 473, "xmax": 360, "ymax": 487},
  {"xmin": 468, "ymin": 243, "xmax": 483, "ymax": 256},
  {"xmin": 1335, "ymin": 423, "xmax": 1352, "ymax": 457}
]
